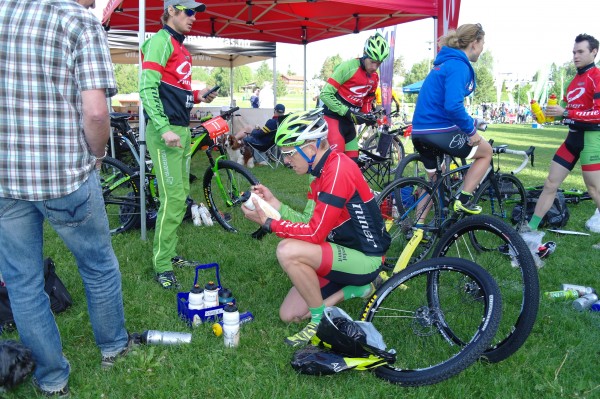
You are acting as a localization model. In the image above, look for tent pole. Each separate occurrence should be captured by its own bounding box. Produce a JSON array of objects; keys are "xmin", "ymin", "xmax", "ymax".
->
[
  {"xmin": 138, "ymin": 0, "xmax": 147, "ymax": 240},
  {"xmin": 272, "ymin": 56, "xmax": 277, "ymax": 106},
  {"xmin": 303, "ymin": 44, "xmax": 307, "ymax": 111}
]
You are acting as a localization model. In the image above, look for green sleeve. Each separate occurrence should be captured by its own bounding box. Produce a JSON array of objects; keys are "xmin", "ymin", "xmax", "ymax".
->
[
  {"xmin": 279, "ymin": 199, "xmax": 315, "ymax": 223},
  {"xmin": 319, "ymin": 58, "xmax": 361, "ymax": 117},
  {"xmin": 139, "ymin": 31, "xmax": 173, "ymax": 135}
]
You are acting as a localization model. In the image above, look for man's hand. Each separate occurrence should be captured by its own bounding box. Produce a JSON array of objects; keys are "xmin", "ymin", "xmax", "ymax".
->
[
  {"xmin": 545, "ymin": 104, "xmax": 565, "ymax": 118},
  {"xmin": 199, "ymin": 88, "xmax": 218, "ymax": 103},
  {"xmin": 161, "ymin": 131, "xmax": 182, "ymax": 147},
  {"xmin": 345, "ymin": 109, "xmax": 377, "ymax": 126}
]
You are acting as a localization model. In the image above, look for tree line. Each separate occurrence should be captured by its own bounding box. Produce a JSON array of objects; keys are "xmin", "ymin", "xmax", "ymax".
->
[{"xmin": 112, "ymin": 50, "xmax": 577, "ymax": 106}]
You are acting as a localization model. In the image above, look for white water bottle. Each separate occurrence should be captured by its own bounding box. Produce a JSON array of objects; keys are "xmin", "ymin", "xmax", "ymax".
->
[
  {"xmin": 188, "ymin": 284, "xmax": 204, "ymax": 310},
  {"xmin": 198, "ymin": 203, "xmax": 213, "ymax": 226},
  {"xmin": 222, "ymin": 303, "xmax": 240, "ymax": 348},
  {"xmin": 203, "ymin": 281, "xmax": 219, "ymax": 308},
  {"xmin": 191, "ymin": 204, "xmax": 202, "ymax": 226},
  {"xmin": 242, "ymin": 192, "xmax": 281, "ymax": 220}
]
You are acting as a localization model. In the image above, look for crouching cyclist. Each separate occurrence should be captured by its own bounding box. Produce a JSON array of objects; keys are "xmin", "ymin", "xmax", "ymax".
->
[{"xmin": 242, "ymin": 109, "xmax": 391, "ymax": 347}]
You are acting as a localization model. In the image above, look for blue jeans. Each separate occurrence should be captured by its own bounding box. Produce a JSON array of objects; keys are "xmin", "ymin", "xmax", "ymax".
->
[{"xmin": 0, "ymin": 171, "xmax": 128, "ymax": 391}]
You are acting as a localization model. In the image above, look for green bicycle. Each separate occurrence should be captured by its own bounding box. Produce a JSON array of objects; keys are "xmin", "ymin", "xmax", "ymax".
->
[{"xmin": 100, "ymin": 106, "xmax": 259, "ymax": 235}]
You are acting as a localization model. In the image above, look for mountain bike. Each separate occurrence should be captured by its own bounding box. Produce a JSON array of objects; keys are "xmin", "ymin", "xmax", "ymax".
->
[
  {"xmin": 100, "ymin": 107, "xmax": 259, "ymax": 235},
  {"xmin": 356, "ymin": 110, "xmax": 411, "ymax": 191},
  {"xmin": 395, "ymin": 141, "xmax": 534, "ymax": 226},
  {"xmin": 376, "ymin": 178, "xmax": 539, "ymax": 364},
  {"xmin": 359, "ymin": 239, "xmax": 502, "ymax": 386}
]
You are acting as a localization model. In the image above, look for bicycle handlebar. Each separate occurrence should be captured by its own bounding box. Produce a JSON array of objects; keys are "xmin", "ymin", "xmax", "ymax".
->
[{"xmin": 492, "ymin": 145, "xmax": 535, "ymax": 174}]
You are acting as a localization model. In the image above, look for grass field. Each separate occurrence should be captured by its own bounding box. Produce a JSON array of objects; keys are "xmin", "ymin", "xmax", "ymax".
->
[{"xmin": 4, "ymin": 124, "xmax": 600, "ymax": 398}]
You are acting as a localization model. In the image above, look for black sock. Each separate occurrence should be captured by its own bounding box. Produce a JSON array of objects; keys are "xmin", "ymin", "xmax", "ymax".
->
[{"xmin": 458, "ymin": 190, "xmax": 473, "ymax": 204}]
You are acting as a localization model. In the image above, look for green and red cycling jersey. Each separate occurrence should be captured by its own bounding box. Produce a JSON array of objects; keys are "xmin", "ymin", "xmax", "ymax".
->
[
  {"xmin": 270, "ymin": 150, "xmax": 390, "ymax": 256},
  {"xmin": 140, "ymin": 26, "xmax": 204, "ymax": 135},
  {"xmin": 320, "ymin": 58, "xmax": 378, "ymax": 118}
]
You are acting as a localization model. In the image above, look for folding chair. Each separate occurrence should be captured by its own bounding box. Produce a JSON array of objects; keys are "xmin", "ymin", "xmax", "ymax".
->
[{"xmin": 245, "ymin": 141, "xmax": 283, "ymax": 169}]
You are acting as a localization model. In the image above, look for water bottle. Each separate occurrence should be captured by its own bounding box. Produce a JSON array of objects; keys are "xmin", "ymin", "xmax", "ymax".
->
[
  {"xmin": 560, "ymin": 284, "xmax": 595, "ymax": 296},
  {"xmin": 546, "ymin": 94, "xmax": 558, "ymax": 122},
  {"xmin": 543, "ymin": 290, "xmax": 580, "ymax": 300},
  {"xmin": 140, "ymin": 330, "xmax": 192, "ymax": 345},
  {"xmin": 590, "ymin": 301, "xmax": 600, "ymax": 312},
  {"xmin": 191, "ymin": 204, "xmax": 202, "ymax": 226},
  {"xmin": 218, "ymin": 287, "xmax": 235, "ymax": 305},
  {"xmin": 241, "ymin": 191, "xmax": 281, "ymax": 220},
  {"xmin": 212, "ymin": 311, "xmax": 254, "ymax": 337},
  {"xmin": 203, "ymin": 281, "xmax": 219, "ymax": 308},
  {"xmin": 188, "ymin": 284, "xmax": 204, "ymax": 310},
  {"xmin": 572, "ymin": 293, "xmax": 599, "ymax": 311},
  {"xmin": 222, "ymin": 303, "xmax": 240, "ymax": 347},
  {"xmin": 530, "ymin": 100, "xmax": 546, "ymax": 124},
  {"xmin": 198, "ymin": 203, "xmax": 213, "ymax": 226}
]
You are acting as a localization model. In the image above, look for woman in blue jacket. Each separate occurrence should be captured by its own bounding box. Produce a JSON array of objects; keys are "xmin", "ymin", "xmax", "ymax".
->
[{"xmin": 411, "ymin": 23, "xmax": 491, "ymax": 214}]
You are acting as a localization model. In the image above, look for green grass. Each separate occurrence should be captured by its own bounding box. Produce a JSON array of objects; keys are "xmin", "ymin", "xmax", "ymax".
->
[{"xmin": 5, "ymin": 124, "xmax": 600, "ymax": 398}]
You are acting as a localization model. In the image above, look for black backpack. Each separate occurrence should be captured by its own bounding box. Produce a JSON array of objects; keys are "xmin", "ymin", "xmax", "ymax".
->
[
  {"xmin": 0, "ymin": 258, "xmax": 73, "ymax": 333},
  {"xmin": 511, "ymin": 189, "xmax": 570, "ymax": 228}
]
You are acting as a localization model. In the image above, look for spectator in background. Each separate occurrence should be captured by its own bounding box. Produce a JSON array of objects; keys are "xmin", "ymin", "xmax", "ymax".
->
[
  {"xmin": 235, "ymin": 104, "xmax": 287, "ymax": 163},
  {"xmin": 374, "ymin": 86, "xmax": 401, "ymax": 115},
  {"xmin": 250, "ymin": 88, "xmax": 260, "ymax": 108},
  {"xmin": 0, "ymin": 0, "xmax": 130, "ymax": 395}
]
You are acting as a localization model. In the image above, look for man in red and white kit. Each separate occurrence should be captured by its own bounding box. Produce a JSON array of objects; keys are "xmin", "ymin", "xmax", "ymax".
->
[
  {"xmin": 319, "ymin": 33, "xmax": 390, "ymax": 161},
  {"xmin": 522, "ymin": 33, "xmax": 600, "ymax": 254}
]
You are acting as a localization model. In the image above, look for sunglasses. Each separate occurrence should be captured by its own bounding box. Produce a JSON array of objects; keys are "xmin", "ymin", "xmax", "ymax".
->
[
  {"xmin": 174, "ymin": 5, "xmax": 195, "ymax": 17},
  {"xmin": 281, "ymin": 143, "xmax": 311, "ymax": 158}
]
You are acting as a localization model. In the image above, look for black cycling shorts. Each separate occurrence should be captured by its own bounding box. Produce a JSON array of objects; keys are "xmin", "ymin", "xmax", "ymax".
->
[{"xmin": 412, "ymin": 130, "xmax": 475, "ymax": 170}]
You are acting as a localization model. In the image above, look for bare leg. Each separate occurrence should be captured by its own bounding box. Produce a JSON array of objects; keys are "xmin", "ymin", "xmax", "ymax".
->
[
  {"xmin": 276, "ymin": 239, "xmax": 324, "ymax": 322},
  {"xmin": 462, "ymin": 140, "xmax": 492, "ymax": 194},
  {"xmin": 280, "ymin": 287, "xmax": 345, "ymax": 323},
  {"xmin": 582, "ymin": 170, "xmax": 600, "ymax": 210},
  {"xmin": 532, "ymin": 161, "xmax": 570, "ymax": 218}
]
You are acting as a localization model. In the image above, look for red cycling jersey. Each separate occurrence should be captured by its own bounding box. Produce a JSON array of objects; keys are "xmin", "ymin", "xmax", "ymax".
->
[
  {"xmin": 270, "ymin": 150, "xmax": 390, "ymax": 256},
  {"xmin": 563, "ymin": 63, "xmax": 600, "ymax": 130}
]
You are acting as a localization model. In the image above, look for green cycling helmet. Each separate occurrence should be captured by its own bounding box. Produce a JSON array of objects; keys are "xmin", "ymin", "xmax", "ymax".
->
[
  {"xmin": 363, "ymin": 32, "xmax": 390, "ymax": 62},
  {"xmin": 275, "ymin": 108, "xmax": 328, "ymax": 148}
]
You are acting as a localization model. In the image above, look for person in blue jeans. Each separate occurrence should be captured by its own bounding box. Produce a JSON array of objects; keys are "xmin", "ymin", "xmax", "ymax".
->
[{"xmin": 0, "ymin": 0, "xmax": 130, "ymax": 395}]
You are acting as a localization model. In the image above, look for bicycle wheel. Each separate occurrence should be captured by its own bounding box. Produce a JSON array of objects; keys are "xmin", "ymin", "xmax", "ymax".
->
[
  {"xmin": 203, "ymin": 160, "xmax": 259, "ymax": 234},
  {"xmin": 473, "ymin": 173, "xmax": 526, "ymax": 225},
  {"xmin": 377, "ymin": 177, "xmax": 442, "ymax": 267},
  {"xmin": 363, "ymin": 134, "xmax": 405, "ymax": 172},
  {"xmin": 395, "ymin": 152, "xmax": 427, "ymax": 180},
  {"xmin": 431, "ymin": 214, "xmax": 539, "ymax": 363},
  {"xmin": 362, "ymin": 257, "xmax": 502, "ymax": 387},
  {"xmin": 99, "ymin": 156, "xmax": 141, "ymax": 235}
]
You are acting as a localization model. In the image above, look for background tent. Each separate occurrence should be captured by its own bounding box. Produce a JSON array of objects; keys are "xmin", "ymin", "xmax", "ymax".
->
[
  {"xmin": 108, "ymin": 29, "xmax": 276, "ymax": 67},
  {"xmin": 403, "ymin": 80, "xmax": 424, "ymax": 94}
]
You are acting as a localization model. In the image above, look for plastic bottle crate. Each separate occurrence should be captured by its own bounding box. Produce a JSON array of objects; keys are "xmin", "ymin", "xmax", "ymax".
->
[{"xmin": 177, "ymin": 263, "xmax": 235, "ymax": 325}]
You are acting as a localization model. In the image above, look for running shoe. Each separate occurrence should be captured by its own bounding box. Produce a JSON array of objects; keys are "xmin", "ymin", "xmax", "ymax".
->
[
  {"xmin": 284, "ymin": 322, "xmax": 318, "ymax": 348},
  {"xmin": 453, "ymin": 200, "xmax": 482, "ymax": 214},
  {"xmin": 155, "ymin": 271, "xmax": 180, "ymax": 290},
  {"xmin": 171, "ymin": 256, "xmax": 198, "ymax": 268}
]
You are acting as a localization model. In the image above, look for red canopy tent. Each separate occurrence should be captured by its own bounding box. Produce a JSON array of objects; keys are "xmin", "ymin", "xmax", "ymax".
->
[
  {"xmin": 101, "ymin": 0, "xmax": 461, "ymax": 239},
  {"xmin": 103, "ymin": 1, "xmax": 441, "ymax": 44}
]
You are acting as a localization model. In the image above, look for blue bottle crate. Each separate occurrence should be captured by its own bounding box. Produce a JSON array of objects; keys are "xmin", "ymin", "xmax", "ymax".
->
[{"xmin": 177, "ymin": 263, "xmax": 234, "ymax": 325}]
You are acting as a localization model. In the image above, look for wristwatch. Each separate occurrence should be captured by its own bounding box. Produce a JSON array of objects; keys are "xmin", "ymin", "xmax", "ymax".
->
[{"xmin": 562, "ymin": 110, "xmax": 569, "ymax": 119}]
